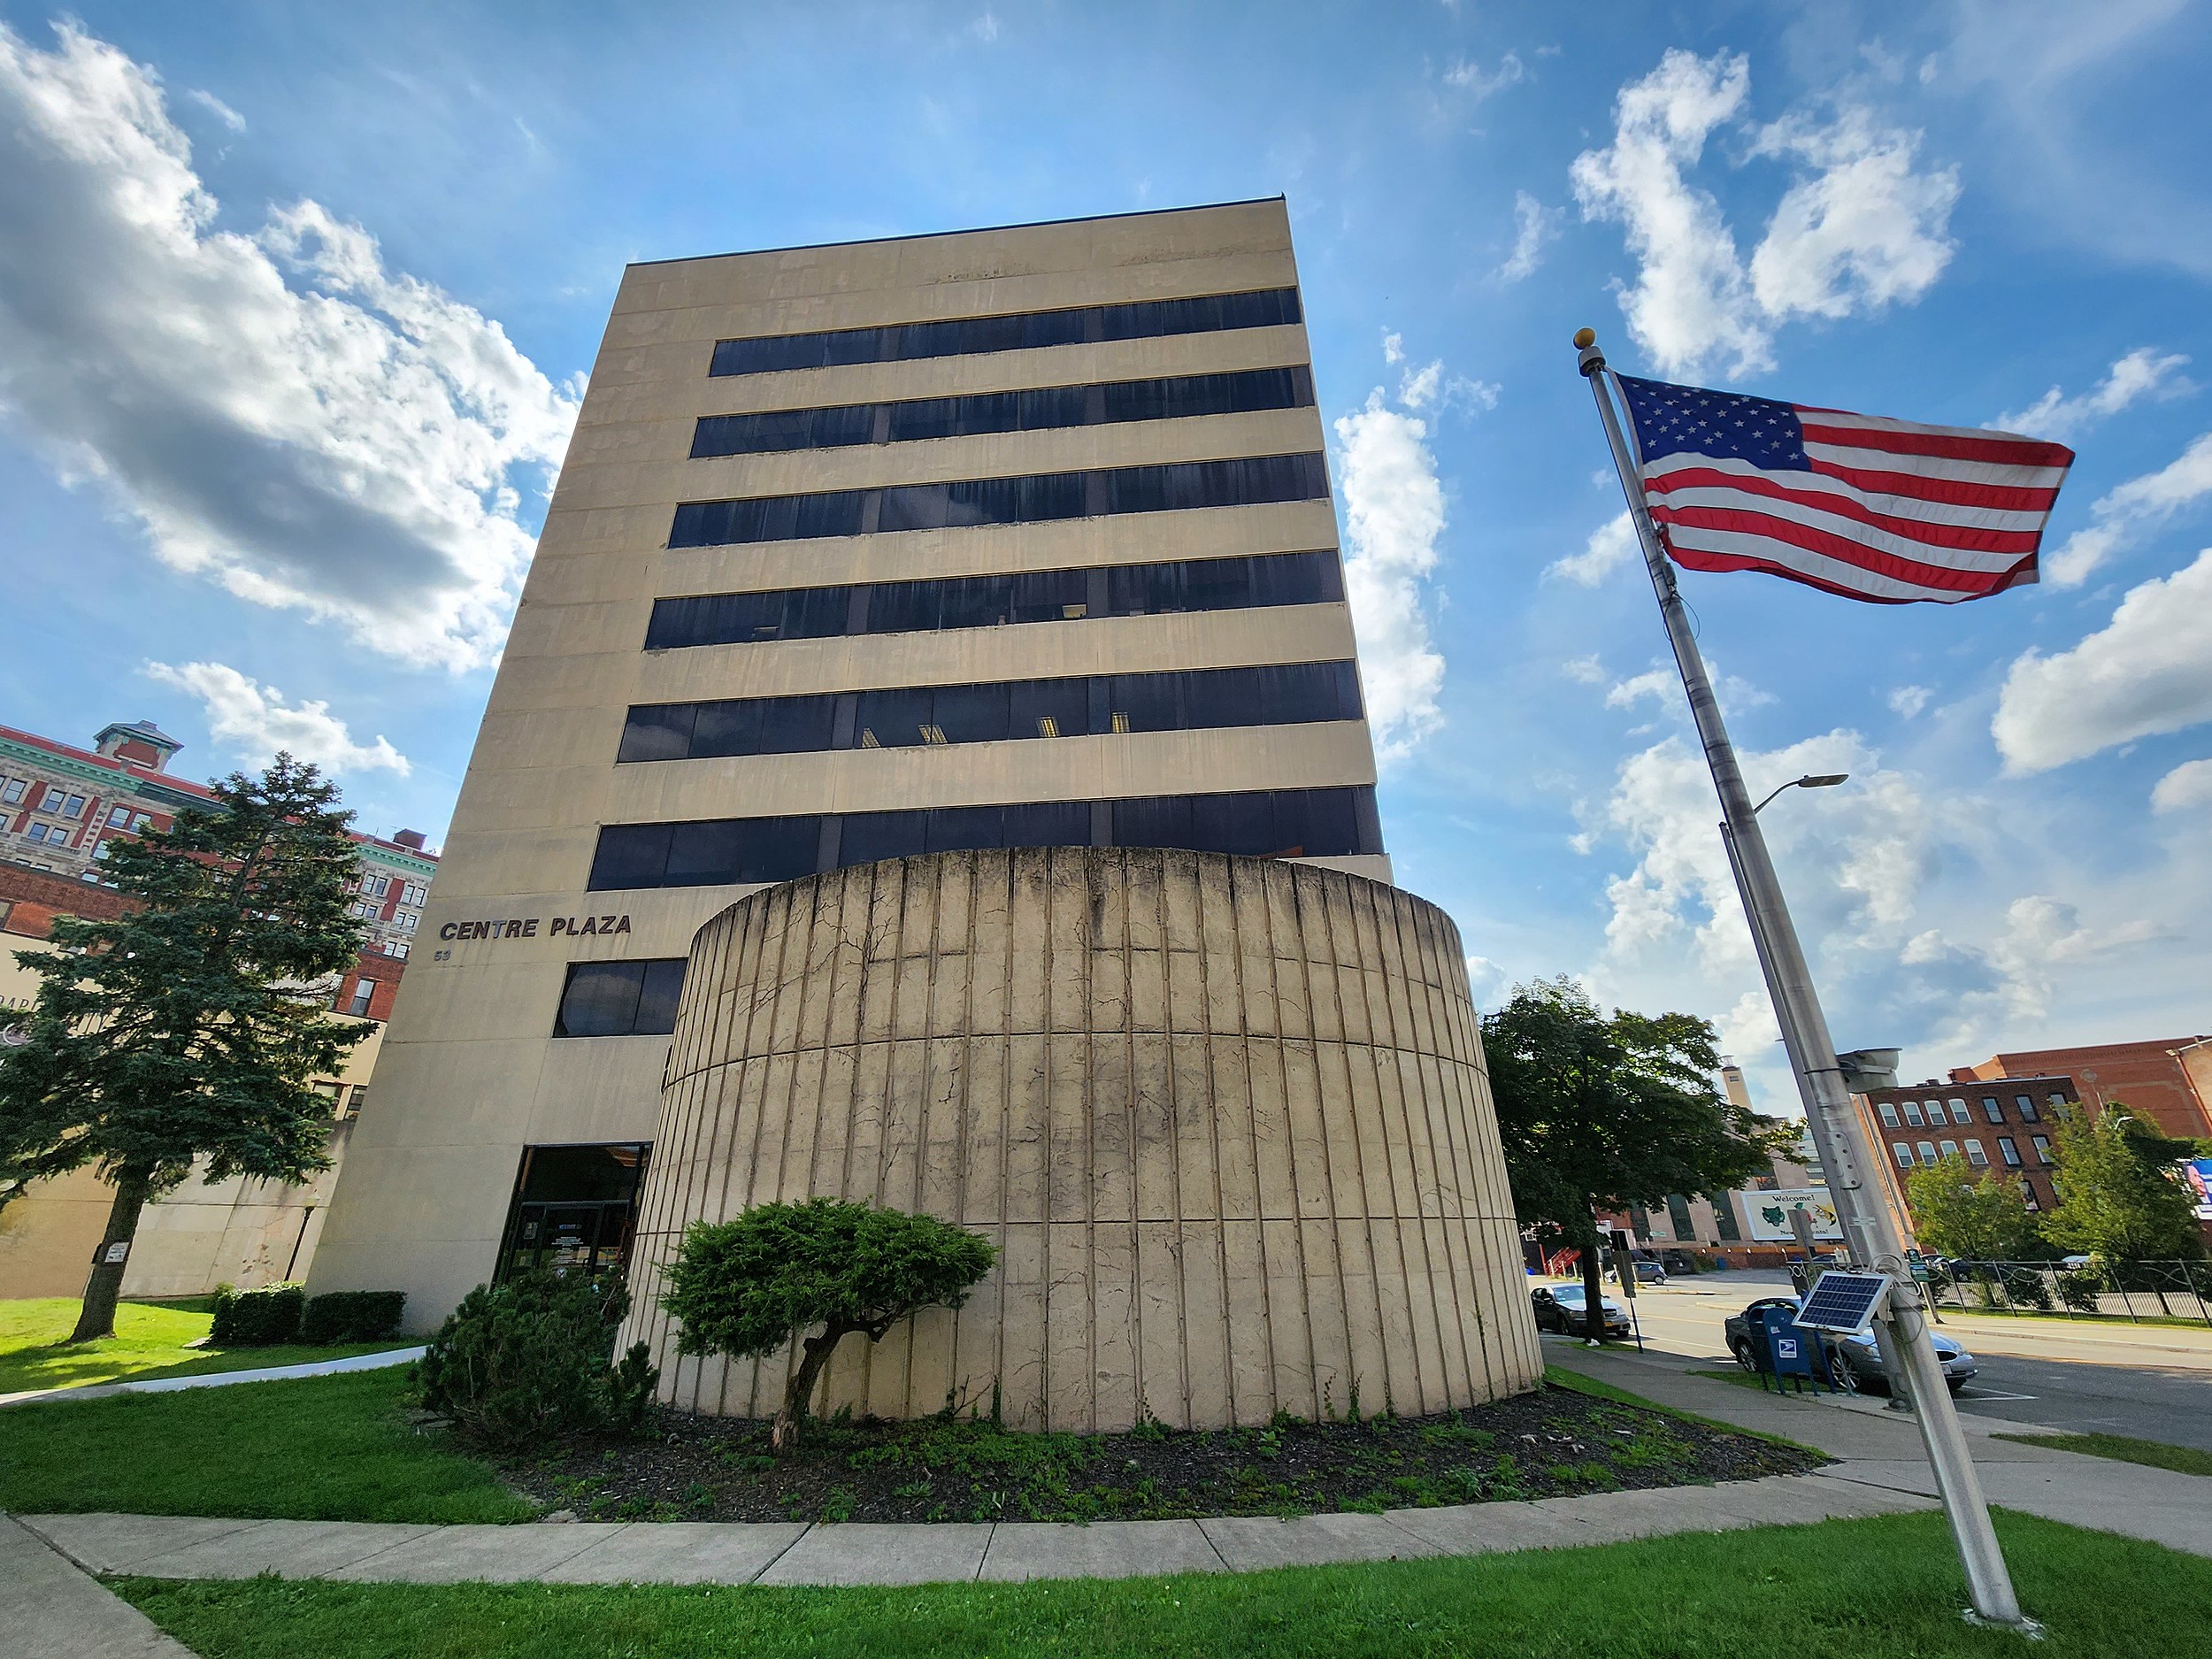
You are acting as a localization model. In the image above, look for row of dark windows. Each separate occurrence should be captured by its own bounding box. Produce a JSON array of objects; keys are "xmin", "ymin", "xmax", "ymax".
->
[
  {"xmin": 617, "ymin": 661, "xmax": 1363, "ymax": 764},
  {"xmin": 666, "ymin": 452, "xmax": 1329, "ymax": 548},
  {"xmin": 710, "ymin": 288, "xmax": 1303, "ymax": 378},
  {"xmin": 586, "ymin": 787, "xmax": 1384, "ymax": 892},
  {"xmin": 554, "ymin": 959, "xmax": 687, "ymax": 1038},
  {"xmin": 644, "ymin": 550, "xmax": 1345, "ymax": 652},
  {"xmin": 690, "ymin": 365, "xmax": 1316, "ymax": 459}
]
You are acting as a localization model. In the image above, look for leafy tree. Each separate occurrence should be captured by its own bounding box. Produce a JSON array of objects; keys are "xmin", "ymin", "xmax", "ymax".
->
[
  {"xmin": 2039, "ymin": 1104, "xmax": 2204, "ymax": 1262},
  {"xmin": 1484, "ymin": 977, "xmax": 1785, "ymax": 1333},
  {"xmin": 0, "ymin": 756, "xmax": 369, "ymax": 1341},
  {"xmin": 662, "ymin": 1198, "xmax": 998, "ymax": 1449},
  {"xmin": 1903, "ymin": 1154, "xmax": 2038, "ymax": 1261}
]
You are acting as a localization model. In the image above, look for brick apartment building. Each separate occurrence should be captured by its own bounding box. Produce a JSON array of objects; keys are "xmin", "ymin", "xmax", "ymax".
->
[
  {"xmin": 0, "ymin": 718, "xmax": 439, "ymax": 1297},
  {"xmin": 1955, "ymin": 1041, "xmax": 2212, "ymax": 1141},
  {"xmin": 0, "ymin": 718, "xmax": 438, "ymax": 963},
  {"xmin": 1854, "ymin": 1074, "xmax": 2078, "ymax": 1220}
]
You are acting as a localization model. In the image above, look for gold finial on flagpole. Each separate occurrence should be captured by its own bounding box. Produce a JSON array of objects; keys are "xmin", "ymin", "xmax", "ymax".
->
[{"xmin": 1572, "ymin": 326, "xmax": 1596, "ymax": 349}]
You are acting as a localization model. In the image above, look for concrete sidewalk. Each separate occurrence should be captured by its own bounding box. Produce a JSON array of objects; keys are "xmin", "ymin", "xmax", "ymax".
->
[
  {"xmin": 20, "ymin": 1471, "xmax": 1931, "ymax": 1590},
  {"xmin": 2, "ymin": 1516, "xmax": 195, "ymax": 1658},
  {"xmin": 0, "ymin": 1347, "xmax": 423, "ymax": 1411},
  {"xmin": 1543, "ymin": 1338, "xmax": 2212, "ymax": 1558}
]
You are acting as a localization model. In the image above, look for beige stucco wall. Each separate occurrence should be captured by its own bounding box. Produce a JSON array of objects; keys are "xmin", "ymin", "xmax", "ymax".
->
[
  {"xmin": 621, "ymin": 848, "xmax": 1541, "ymax": 1432},
  {"xmin": 311, "ymin": 201, "xmax": 1396, "ymax": 1328}
]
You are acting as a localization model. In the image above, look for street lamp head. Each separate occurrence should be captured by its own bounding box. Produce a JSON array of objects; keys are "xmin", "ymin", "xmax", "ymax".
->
[{"xmin": 1799, "ymin": 773, "xmax": 1848, "ymax": 789}]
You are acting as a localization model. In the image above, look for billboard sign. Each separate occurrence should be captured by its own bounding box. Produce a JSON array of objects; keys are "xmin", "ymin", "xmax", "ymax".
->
[
  {"xmin": 2184, "ymin": 1158, "xmax": 2212, "ymax": 1223},
  {"xmin": 1745, "ymin": 1187, "xmax": 1843, "ymax": 1242}
]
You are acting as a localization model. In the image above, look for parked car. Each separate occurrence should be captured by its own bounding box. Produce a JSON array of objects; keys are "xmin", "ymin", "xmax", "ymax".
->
[
  {"xmin": 1723, "ymin": 1295, "xmax": 1977, "ymax": 1394},
  {"xmin": 1631, "ymin": 1260, "xmax": 1668, "ymax": 1286},
  {"xmin": 1532, "ymin": 1283, "xmax": 1632, "ymax": 1339}
]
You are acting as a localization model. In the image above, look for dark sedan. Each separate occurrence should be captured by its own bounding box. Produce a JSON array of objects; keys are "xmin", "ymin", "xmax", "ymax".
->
[{"xmin": 1532, "ymin": 1283, "xmax": 1632, "ymax": 1339}]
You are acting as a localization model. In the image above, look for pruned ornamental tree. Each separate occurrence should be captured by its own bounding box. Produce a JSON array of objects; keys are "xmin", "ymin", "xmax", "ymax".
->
[
  {"xmin": 1485, "ymin": 977, "xmax": 1785, "ymax": 1330},
  {"xmin": 2040, "ymin": 1104, "xmax": 2204, "ymax": 1263},
  {"xmin": 1904, "ymin": 1154, "xmax": 2039, "ymax": 1262},
  {"xmin": 0, "ymin": 756, "xmax": 370, "ymax": 1342},
  {"xmin": 662, "ymin": 1198, "xmax": 998, "ymax": 1449}
]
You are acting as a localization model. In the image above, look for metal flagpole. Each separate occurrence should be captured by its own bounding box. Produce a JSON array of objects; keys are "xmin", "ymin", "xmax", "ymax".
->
[{"xmin": 1573, "ymin": 328, "xmax": 2029, "ymax": 1629}]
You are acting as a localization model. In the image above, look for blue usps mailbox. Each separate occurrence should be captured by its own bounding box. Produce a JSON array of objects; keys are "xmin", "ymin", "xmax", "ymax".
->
[{"xmin": 1757, "ymin": 1304, "xmax": 1835, "ymax": 1394}]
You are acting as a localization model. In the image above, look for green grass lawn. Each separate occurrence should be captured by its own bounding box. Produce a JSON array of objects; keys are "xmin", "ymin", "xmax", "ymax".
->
[
  {"xmin": 0, "ymin": 1297, "xmax": 404, "ymax": 1394},
  {"xmin": 1993, "ymin": 1431, "xmax": 2212, "ymax": 1479},
  {"xmin": 116, "ymin": 1509, "xmax": 2206, "ymax": 1659},
  {"xmin": 0, "ymin": 1366, "xmax": 529, "ymax": 1523}
]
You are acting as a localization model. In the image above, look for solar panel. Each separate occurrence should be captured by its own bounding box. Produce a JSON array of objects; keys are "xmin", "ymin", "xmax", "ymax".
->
[{"xmin": 1793, "ymin": 1270, "xmax": 1892, "ymax": 1334}]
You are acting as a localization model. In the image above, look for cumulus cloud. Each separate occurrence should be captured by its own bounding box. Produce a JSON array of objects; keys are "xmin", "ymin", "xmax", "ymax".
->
[
  {"xmin": 0, "ymin": 22, "xmax": 581, "ymax": 671},
  {"xmin": 1548, "ymin": 511, "xmax": 1638, "ymax": 586},
  {"xmin": 182, "ymin": 88, "xmax": 244, "ymax": 132},
  {"xmin": 2152, "ymin": 757, "xmax": 2212, "ymax": 814},
  {"xmin": 1571, "ymin": 49, "xmax": 1958, "ymax": 378},
  {"xmin": 1562, "ymin": 655, "xmax": 1607, "ymax": 685},
  {"xmin": 2042, "ymin": 429, "xmax": 2212, "ymax": 587},
  {"xmin": 1997, "ymin": 346, "xmax": 2193, "ymax": 442},
  {"xmin": 1887, "ymin": 684, "xmax": 1932, "ymax": 718},
  {"xmin": 1993, "ymin": 548, "xmax": 2212, "ymax": 772},
  {"xmin": 1499, "ymin": 189, "xmax": 1559, "ymax": 281},
  {"xmin": 147, "ymin": 661, "xmax": 410, "ymax": 776},
  {"xmin": 1335, "ymin": 386, "xmax": 1449, "ymax": 761}
]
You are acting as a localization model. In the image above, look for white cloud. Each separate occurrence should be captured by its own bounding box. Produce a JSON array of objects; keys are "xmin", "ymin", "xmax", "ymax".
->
[
  {"xmin": 1463, "ymin": 955, "xmax": 1509, "ymax": 1009},
  {"xmin": 1335, "ymin": 387, "xmax": 1448, "ymax": 762},
  {"xmin": 1499, "ymin": 189, "xmax": 1559, "ymax": 282},
  {"xmin": 971, "ymin": 12, "xmax": 1001, "ymax": 43},
  {"xmin": 1562, "ymin": 655, "xmax": 1607, "ymax": 685},
  {"xmin": 1888, "ymin": 684, "xmax": 1932, "ymax": 718},
  {"xmin": 147, "ymin": 661, "xmax": 410, "ymax": 776},
  {"xmin": 182, "ymin": 88, "xmax": 244, "ymax": 132},
  {"xmin": 1444, "ymin": 53, "xmax": 1525, "ymax": 100},
  {"xmin": 1571, "ymin": 49, "xmax": 1958, "ymax": 378},
  {"xmin": 2043, "ymin": 430, "xmax": 2212, "ymax": 587},
  {"xmin": 2152, "ymin": 757, "xmax": 2212, "ymax": 814},
  {"xmin": 1381, "ymin": 330, "xmax": 1405, "ymax": 364},
  {"xmin": 1746, "ymin": 106, "xmax": 1959, "ymax": 322},
  {"xmin": 1604, "ymin": 667, "xmax": 1678, "ymax": 711},
  {"xmin": 0, "ymin": 22, "xmax": 581, "ymax": 672},
  {"xmin": 1997, "ymin": 346, "xmax": 2193, "ymax": 442},
  {"xmin": 1571, "ymin": 49, "xmax": 1764, "ymax": 378},
  {"xmin": 1395, "ymin": 357, "xmax": 1499, "ymax": 414},
  {"xmin": 1993, "ymin": 548, "xmax": 2212, "ymax": 772},
  {"xmin": 1548, "ymin": 511, "xmax": 1637, "ymax": 586}
]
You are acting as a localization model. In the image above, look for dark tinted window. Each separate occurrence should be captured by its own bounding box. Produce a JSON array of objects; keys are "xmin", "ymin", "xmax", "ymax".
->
[
  {"xmin": 667, "ymin": 453, "xmax": 1328, "ymax": 549},
  {"xmin": 709, "ymin": 288, "xmax": 1302, "ymax": 376},
  {"xmin": 692, "ymin": 366, "xmax": 1315, "ymax": 457},
  {"xmin": 554, "ymin": 959, "xmax": 687, "ymax": 1037},
  {"xmin": 647, "ymin": 551, "xmax": 1341, "ymax": 651},
  {"xmin": 619, "ymin": 661, "xmax": 1360, "ymax": 763},
  {"xmin": 586, "ymin": 787, "xmax": 1382, "ymax": 890}
]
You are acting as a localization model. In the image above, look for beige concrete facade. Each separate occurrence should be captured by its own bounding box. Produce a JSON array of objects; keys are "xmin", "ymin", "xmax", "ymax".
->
[
  {"xmin": 623, "ymin": 849, "xmax": 1540, "ymax": 1431},
  {"xmin": 311, "ymin": 201, "xmax": 1397, "ymax": 1330}
]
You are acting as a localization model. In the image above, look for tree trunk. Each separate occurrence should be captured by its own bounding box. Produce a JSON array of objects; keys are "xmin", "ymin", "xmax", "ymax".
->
[
  {"xmin": 69, "ymin": 1169, "xmax": 152, "ymax": 1343},
  {"xmin": 1579, "ymin": 1242, "xmax": 1609, "ymax": 1340},
  {"xmin": 771, "ymin": 1324, "xmax": 851, "ymax": 1451}
]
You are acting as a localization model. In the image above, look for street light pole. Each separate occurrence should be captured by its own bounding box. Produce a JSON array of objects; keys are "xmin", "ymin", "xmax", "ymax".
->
[{"xmin": 1575, "ymin": 328, "xmax": 2027, "ymax": 1629}]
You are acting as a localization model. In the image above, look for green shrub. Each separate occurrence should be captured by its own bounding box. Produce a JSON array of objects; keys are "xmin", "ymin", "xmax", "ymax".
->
[
  {"xmin": 412, "ymin": 1271, "xmax": 657, "ymax": 1448},
  {"xmin": 662, "ymin": 1198, "xmax": 997, "ymax": 1449},
  {"xmin": 211, "ymin": 1282, "xmax": 304, "ymax": 1346},
  {"xmin": 301, "ymin": 1291, "xmax": 408, "ymax": 1345},
  {"xmin": 2055, "ymin": 1270, "xmax": 2104, "ymax": 1314}
]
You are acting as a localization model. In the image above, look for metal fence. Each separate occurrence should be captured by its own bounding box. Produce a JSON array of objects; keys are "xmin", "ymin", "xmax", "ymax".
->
[{"xmin": 1922, "ymin": 1259, "xmax": 2212, "ymax": 1327}]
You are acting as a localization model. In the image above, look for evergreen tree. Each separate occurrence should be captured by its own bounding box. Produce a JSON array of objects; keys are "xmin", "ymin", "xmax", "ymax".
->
[
  {"xmin": 1484, "ymin": 977, "xmax": 1785, "ymax": 1332},
  {"xmin": 2039, "ymin": 1104, "xmax": 2204, "ymax": 1262},
  {"xmin": 1903, "ymin": 1154, "xmax": 2038, "ymax": 1261},
  {"xmin": 0, "ymin": 756, "xmax": 370, "ymax": 1340}
]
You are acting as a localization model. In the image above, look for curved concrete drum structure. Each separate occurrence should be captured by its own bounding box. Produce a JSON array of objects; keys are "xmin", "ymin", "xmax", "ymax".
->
[{"xmin": 622, "ymin": 847, "xmax": 1541, "ymax": 1431}]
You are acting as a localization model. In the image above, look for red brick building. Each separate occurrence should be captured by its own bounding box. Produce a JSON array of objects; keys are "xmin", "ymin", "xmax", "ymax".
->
[
  {"xmin": 1854, "ymin": 1075, "xmax": 2077, "ymax": 1223},
  {"xmin": 1955, "ymin": 1041, "xmax": 2212, "ymax": 1141}
]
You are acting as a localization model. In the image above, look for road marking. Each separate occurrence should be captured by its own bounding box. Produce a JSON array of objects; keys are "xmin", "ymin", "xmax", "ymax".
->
[{"xmin": 1957, "ymin": 1388, "xmax": 2038, "ymax": 1401}]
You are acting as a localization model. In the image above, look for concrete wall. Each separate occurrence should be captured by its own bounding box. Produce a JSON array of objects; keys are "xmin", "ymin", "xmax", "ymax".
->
[{"xmin": 622, "ymin": 848, "xmax": 1542, "ymax": 1432}]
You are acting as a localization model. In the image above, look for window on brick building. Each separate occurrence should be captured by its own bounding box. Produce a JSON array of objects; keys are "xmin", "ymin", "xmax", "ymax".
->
[
  {"xmin": 1878, "ymin": 1102, "xmax": 1901, "ymax": 1126},
  {"xmin": 344, "ymin": 979, "xmax": 374, "ymax": 1017},
  {"xmin": 1947, "ymin": 1099, "xmax": 1972, "ymax": 1125},
  {"xmin": 0, "ymin": 778, "xmax": 21, "ymax": 803},
  {"xmin": 2016, "ymin": 1094, "xmax": 2038, "ymax": 1120},
  {"xmin": 105, "ymin": 804, "xmax": 131, "ymax": 828},
  {"xmin": 60, "ymin": 795, "xmax": 84, "ymax": 818},
  {"xmin": 1998, "ymin": 1136, "xmax": 2022, "ymax": 1167},
  {"xmin": 1901, "ymin": 1100, "xmax": 1924, "ymax": 1125},
  {"xmin": 2031, "ymin": 1134, "xmax": 2052, "ymax": 1164},
  {"xmin": 1916, "ymin": 1141, "xmax": 1938, "ymax": 1164},
  {"xmin": 2021, "ymin": 1183, "xmax": 2040, "ymax": 1212},
  {"xmin": 1939, "ymin": 1140, "xmax": 1959, "ymax": 1158},
  {"xmin": 1982, "ymin": 1096, "xmax": 2003, "ymax": 1124},
  {"xmin": 1965, "ymin": 1140, "xmax": 1989, "ymax": 1167},
  {"xmin": 2047, "ymin": 1092, "xmax": 2067, "ymax": 1111},
  {"xmin": 1893, "ymin": 1143, "xmax": 1913, "ymax": 1167}
]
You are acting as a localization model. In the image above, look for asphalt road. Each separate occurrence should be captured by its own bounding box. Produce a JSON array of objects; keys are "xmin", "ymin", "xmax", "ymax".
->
[{"xmin": 1538, "ymin": 1269, "xmax": 2212, "ymax": 1455}]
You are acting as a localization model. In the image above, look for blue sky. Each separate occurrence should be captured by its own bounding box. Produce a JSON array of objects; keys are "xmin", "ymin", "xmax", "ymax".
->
[{"xmin": 2, "ymin": 1, "xmax": 2208, "ymax": 1112}]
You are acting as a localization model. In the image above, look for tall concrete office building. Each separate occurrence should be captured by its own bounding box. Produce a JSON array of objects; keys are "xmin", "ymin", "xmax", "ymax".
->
[{"xmin": 312, "ymin": 199, "xmax": 1408, "ymax": 1327}]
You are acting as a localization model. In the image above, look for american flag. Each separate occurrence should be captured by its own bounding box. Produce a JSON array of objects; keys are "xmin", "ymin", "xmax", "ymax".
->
[{"xmin": 1616, "ymin": 375, "xmax": 2075, "ymax": 604}]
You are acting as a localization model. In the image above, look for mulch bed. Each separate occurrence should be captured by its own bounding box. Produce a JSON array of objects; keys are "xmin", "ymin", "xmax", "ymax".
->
[{"xmin": 504, "ymin": 1380, "xmax": 1822, "ymax": 1525}]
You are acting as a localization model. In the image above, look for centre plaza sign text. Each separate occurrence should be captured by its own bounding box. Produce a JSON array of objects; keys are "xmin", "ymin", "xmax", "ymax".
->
[{"xmin": 438, "ymin": 914, "xmax": 633, "ymax": 941}]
